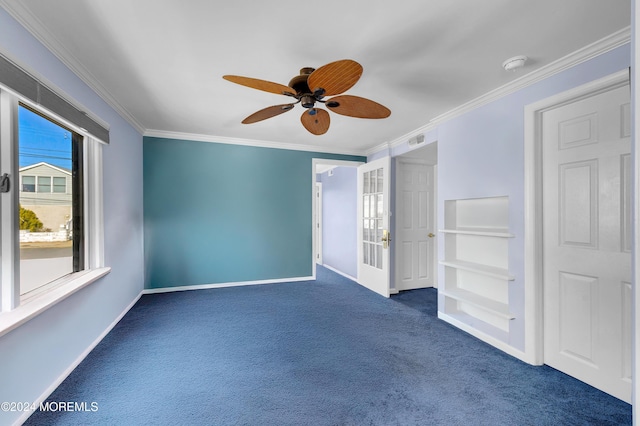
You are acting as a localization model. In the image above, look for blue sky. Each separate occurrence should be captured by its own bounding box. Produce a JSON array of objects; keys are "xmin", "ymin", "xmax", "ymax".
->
[{"xmin": 19, "ymin": 105, "xmax": 71, "ymax": 170}]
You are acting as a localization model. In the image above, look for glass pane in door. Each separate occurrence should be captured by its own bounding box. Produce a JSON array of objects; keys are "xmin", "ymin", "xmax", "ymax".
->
[{"xmin": 361, "ymin": 167, "xmax": 384, "ymax": 270}]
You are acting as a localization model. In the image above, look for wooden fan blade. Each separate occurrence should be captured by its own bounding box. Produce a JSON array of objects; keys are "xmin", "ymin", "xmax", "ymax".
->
[
  {"xmin": 242, "ymin": 104, "xmax": 295, "ymax": 124},
  {"xmin": 300, "ymin": 108, "xmax": 330, "ymax": 135},
  {"xmin": 325, "ymin": 95, "xmax": 391, "ymax": 119},
  {"xmin": 307, "ymin": 60, "xmax": 363, "ymax": 97},
  {"xmin": 223, "ymin": 75, "xmax": 296, "ymax": 97}
]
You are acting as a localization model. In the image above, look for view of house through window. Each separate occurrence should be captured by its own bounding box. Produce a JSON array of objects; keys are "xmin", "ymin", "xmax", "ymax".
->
[{"xmin": 18, "ymin": 105, "xmax": 82, "ymax": 295}]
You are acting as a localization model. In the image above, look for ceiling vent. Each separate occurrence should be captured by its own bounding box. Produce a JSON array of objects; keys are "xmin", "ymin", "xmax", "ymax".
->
[{"xmin": 408, "ymin": 134, "xmax": 425, "ymax": 146}]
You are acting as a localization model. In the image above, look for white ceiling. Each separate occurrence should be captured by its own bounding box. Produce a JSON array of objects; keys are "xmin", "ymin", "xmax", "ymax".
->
[{"xmin": 0, "ymin": 1, "xmax": 631, "ymax": 155}]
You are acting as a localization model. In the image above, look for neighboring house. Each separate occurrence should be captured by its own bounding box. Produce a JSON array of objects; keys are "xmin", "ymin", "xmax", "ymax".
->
[{"xmin": 19, "ymin": 162, "xmax": 72, "ymax": 232}]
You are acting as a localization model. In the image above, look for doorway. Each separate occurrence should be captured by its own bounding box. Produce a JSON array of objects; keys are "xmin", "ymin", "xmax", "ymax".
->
[
  {"xmin": 524, "ymin": 70, "xmax": 631, "ymax": 403},
  {"xmin": 394, "ymin": 142, "xmax": 438, "ymax": 292},
  {"xmin": 312, "ymin": 159, "xmax": 364, "ymax": 280}
]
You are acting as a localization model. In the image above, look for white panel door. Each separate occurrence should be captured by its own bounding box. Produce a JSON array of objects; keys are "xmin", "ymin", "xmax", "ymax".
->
[
  {"xmin": 396, "ymin": 161, "xmax": 435, "ymax": 291},
  {"xmin": 542, "ymin": 84, "xmax": 631, "ymax": 402},
  {"xmin": 357, "ymin": 156, "xmax": 390, "ymax": 297}
]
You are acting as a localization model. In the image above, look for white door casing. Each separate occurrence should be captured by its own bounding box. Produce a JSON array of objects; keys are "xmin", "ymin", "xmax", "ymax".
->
[
  {"xmin": 541, "ymin": 82, "xmax": 631, "ymax": 402},
  {"xmin": 315, "ymin": 182, "xmax": 322, "ymax": 264},
  {"xmin": 357, "ymin": 156, "xmax": 391, "ymax": 297},
  {"xmin": 633, "ymin": 9, "xmax": 640, "ymax": 416},
  {"xmin": 395, "ymin": 160, "xmax": 436, "ymax": 291},
  {"xmin": 311, "ymin": 159, "xmax": 364, "ymax": 279}
]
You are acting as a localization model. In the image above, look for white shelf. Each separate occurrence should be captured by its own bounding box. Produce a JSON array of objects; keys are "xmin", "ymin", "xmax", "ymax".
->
[
  {"xmin": 440, "ymin": 196, "xmax": 515, "ymax": 339},
  {"xmin": 441, "ymin": 288, "xmax": 515, "ymax": 320},
  {"xmin": 439, "ymin": 260, "xmax": 515, "ymax": 281},
  {"xmin": 439, "ymin": 228, "xmax": 514, "ymax": 238}
]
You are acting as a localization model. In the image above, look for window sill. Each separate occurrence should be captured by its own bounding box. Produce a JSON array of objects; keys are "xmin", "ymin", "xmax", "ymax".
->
[{"xmin": 0, "ymin": 267, "xmax": 111, "ymax": 338}]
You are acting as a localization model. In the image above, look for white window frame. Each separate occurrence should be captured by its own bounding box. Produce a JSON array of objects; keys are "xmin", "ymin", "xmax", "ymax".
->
[{"xmin": 0, "ymin": 88, "xmax": 109, "ymax": 337}]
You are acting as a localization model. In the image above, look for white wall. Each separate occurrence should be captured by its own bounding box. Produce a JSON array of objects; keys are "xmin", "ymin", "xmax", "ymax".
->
[
  {"xmin": 0, "ymin": 8, "xmax": 144, "ymax": 425},
  {"xmin": 370, "ymin": 44, "xmax": 630, "ymax": 355},
  {"xmin": 319, "ymin": 166, "xmax": 358, "ymax": 278},
  {"xmin": 437, "ymin": 44, "xmax": 630, "ymax": 352}
]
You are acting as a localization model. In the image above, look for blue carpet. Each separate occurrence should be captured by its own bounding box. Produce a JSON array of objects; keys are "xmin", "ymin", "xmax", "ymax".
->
[{"xmin": 25, "ymin": 266, "xmax": 631, "ymax": 425}]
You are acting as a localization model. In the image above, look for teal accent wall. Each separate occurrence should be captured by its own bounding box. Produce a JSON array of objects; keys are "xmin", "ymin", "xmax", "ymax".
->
[{"xmin": 144, "ymin": 137, "xmax": 365, "ymax": 289}]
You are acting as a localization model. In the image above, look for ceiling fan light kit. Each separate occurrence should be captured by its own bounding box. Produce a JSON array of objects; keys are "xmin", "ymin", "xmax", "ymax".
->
[{"xmin": 223, "ymin": 59, "xmax": 391, "ymax": 135}]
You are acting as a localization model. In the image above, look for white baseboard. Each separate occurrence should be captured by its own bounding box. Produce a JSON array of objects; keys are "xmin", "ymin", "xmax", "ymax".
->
[
  {"xmin": 437, "ymin": 312, "xmax": 532, "ymax": 365},
  {"xmin": 15, "ymin": 292, "xmax": 142, "ymax": 426},
  {"xmin": 321, "ymin": 264, "xmax": 357, "ymax": 282},
  {"xmin": 142, "ymin": 276, "xmax": 314, "ymax": 295}
]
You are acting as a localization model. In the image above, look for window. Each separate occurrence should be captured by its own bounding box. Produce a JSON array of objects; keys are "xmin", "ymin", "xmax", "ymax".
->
[
  {"xmin": 21, "ymin": 175, "xmax": 35, "ymax": 192},
  {"xmin": 18, "ymin": 105, "xmax": 83, "ymax": 295},
  {"xmin": 20, "ymin": 176, "xmax": 68, "ymax": 194},
  {"xmin": 37, "ymin": 176, "xmax": 51, "ymax": 193},
  {"xmin": 0, "ymin": 66, "xmax": 109, "ymax": 331},
  {"xmin": 53, "ymin": 177, "xmax": 66, "ymax": 193}
]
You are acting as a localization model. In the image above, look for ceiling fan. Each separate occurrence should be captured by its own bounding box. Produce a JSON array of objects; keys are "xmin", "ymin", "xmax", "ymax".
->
[{"xmin": 223, "ymin": 59, "xmax": 391, "ymax": 135}]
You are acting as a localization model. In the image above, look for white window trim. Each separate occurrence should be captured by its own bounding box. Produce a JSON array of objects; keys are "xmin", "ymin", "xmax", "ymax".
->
[
  {"xmin": 0, "ymin": 268, "xmax": 110, "ymax": 337},
  {"xmin": 0, "ymin": 89, "xmax": 20, "ymax": 312},
  {"xmin": 0, "ymin": 89, "xmax": 110, "ymax": 337}
]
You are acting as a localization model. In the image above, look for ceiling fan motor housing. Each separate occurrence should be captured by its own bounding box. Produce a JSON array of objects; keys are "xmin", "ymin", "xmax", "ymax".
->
[{"xmin": 288, "ymin": 67, "xmax": 315, "ymax": 96}]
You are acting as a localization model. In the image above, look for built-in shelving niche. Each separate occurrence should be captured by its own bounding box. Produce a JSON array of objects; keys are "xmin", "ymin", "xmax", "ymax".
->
[{"xmin": 438, "ymin": 196, "xmax": 515, "ymax": 342}]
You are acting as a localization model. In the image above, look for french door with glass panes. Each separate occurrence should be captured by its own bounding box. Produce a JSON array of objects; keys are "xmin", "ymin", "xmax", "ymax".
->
[{"xmin": 357, "ymin": 156, "xmax": 390, "ymax": 297}]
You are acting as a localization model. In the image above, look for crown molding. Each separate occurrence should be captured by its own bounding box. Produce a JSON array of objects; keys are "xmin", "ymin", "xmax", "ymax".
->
[
  {"xmin": 364, "ymin": 141, "xmax": 389, "ymax": 157},
  {"xmin": 428, "ymin": 26, "xmax": 631, "ymax": 127},
  {"xmin": 0, "ymin": 1, "xmax": 146, "ymax": 135},
  {"xmin": 385, "ymin": 122, "xmax": 438, "ymax": 151},
  {"xmin": 372, "ymin": 26, "xmax": 631, "ymax": 157},
  {"xmin": 3, "ymin": 1, "xmax": 629, "ymax": 157},
  {"xmin": 144, "ymin": 129, "xmax": 368, "ymax": 157}
]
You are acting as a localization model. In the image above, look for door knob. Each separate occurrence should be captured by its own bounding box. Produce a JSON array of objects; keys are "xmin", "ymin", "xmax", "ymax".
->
[
  {"xmin": 382, "ymin": 229, "xmax": 391, "ymax": 249},
  {"xmin": 428, "ymin": 233, "xmax": 435, "ymax": 238}
]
